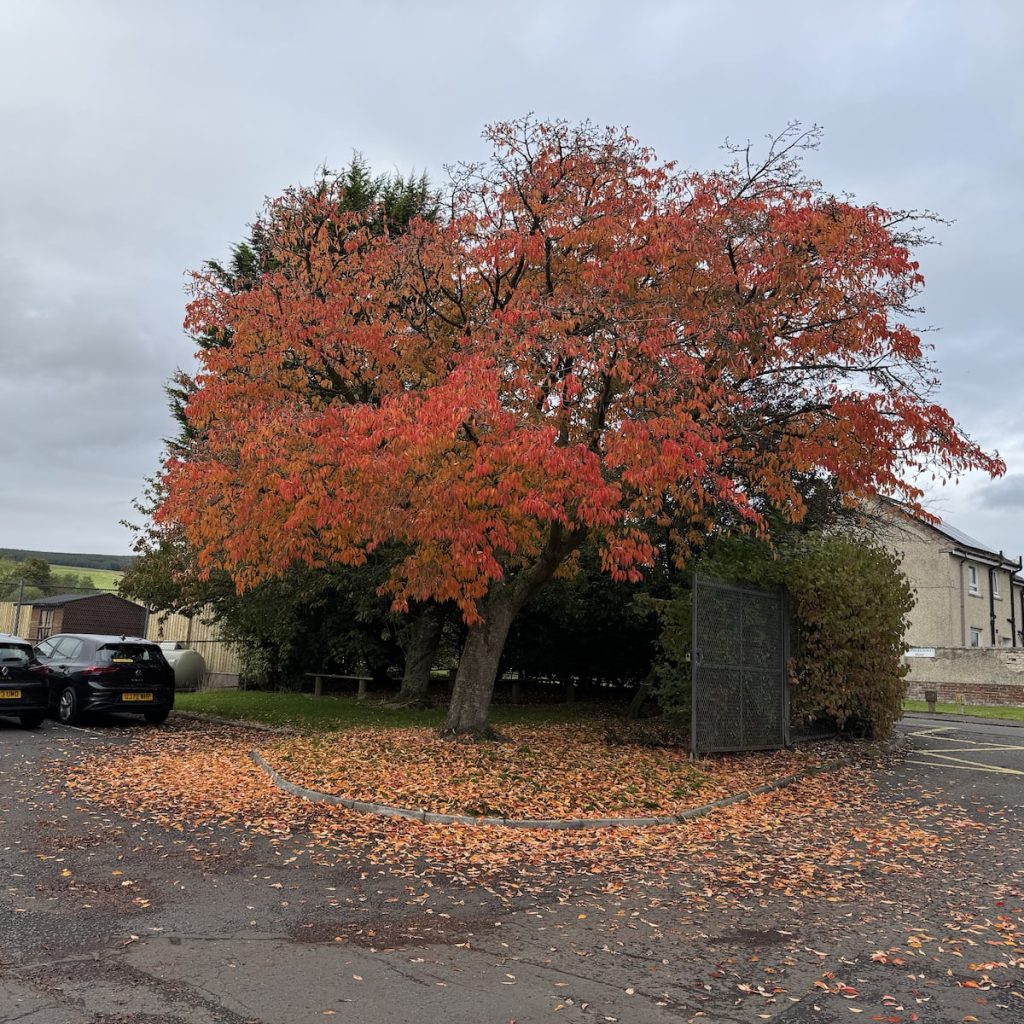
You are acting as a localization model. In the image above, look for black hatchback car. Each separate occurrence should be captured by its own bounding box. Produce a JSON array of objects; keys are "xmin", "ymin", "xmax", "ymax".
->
[
  {"xmin": 34, "ymin": 634, "xmax": 175, "ymax": 725},
  {"xmin": 0, "ymin": 633, "xmax": 48, "ymax": 728}
]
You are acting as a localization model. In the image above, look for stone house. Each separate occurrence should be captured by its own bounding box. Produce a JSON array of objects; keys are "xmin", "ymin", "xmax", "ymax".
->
[{"xmin": 879, "ymin": 503, "xmax": 1024, "ymax": 705}]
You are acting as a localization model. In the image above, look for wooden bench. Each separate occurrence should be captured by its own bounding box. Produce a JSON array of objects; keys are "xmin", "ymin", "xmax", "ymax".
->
[{"xmin": 305, "ymin": 673, "xmax": 372, "ymax": 699}]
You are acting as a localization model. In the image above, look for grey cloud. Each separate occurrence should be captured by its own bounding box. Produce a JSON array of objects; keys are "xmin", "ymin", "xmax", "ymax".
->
[
  {"xmin": 969, "ymin": 474, "xmax": 1024, "ymax": 514},
  {"xmin": 0, "ymin": 0, "xmax": 1020, "ymax": 552}
]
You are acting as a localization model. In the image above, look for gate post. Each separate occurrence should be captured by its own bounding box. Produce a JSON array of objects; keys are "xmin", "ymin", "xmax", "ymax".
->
[
  {"xmin": 782, "ymin": 587, "xmax": 792, "ymax": 748},
  {"xmin": 690, "ymin": 572, "xmax": 703, "ymax": 759}
]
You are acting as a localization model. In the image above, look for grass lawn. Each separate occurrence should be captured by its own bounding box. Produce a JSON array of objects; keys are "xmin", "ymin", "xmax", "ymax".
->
[
  {"xmin": 903, "ymin": 699, "xmax": 1024, "ymax": 722},
  {"xmin": 175, "ymin": 689, "xmax": 612, "ymax": 731},
  {"xmin": 183, "ymin": 692, "xmax": 1024, "ymax": 731},
  {"xmin": 49, "ymin": 563, "xmax": 123, "ymax": 589}
]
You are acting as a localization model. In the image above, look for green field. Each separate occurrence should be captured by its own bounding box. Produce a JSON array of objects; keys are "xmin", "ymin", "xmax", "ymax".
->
[{"xmin": 49, "ymin": 564, "xmax": 123, "ymax": 590}]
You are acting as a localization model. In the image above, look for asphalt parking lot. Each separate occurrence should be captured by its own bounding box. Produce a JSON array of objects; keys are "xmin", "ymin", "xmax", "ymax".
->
[
  {"xmin": 897, "ymin": 713, "xmax": 1024, "ymax": 801},
  {"xmin": 1, "ymin": 713, "xmax": 1022, "ymax": 1024}
]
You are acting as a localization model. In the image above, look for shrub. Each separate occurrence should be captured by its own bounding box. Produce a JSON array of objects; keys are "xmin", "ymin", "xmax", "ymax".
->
[{"xmin": 781, "ymin": 533, "xmax": 912, "ymax": 737}]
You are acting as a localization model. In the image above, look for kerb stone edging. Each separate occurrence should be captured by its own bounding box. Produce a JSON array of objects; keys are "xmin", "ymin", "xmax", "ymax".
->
[{"xmin": 249, "ymin": 750, "xmax": 845, "ymax": 831}]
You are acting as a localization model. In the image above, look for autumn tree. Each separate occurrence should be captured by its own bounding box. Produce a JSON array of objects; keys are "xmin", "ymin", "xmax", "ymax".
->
[{"xmin": 160, "ymin": 118, "xmax": 1002, "ymax": 737}]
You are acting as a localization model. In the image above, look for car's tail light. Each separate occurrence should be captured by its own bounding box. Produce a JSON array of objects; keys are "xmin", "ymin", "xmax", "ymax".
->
[{"xmin": 81, "ymin": 665, "xmax": 119, "ymax": 676}]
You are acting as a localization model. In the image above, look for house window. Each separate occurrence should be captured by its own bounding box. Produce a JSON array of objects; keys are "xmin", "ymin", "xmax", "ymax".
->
[
  {"xmin": 970, "ymin": 628, "xmax": 982, "ymax": 647},
  {"xmin": 967, "ymin": 566, "xmax": 979, "ymax": 595},
  {"xmin": 992, "ymin": 572, "xmax": 1001, "ymax": 598}
]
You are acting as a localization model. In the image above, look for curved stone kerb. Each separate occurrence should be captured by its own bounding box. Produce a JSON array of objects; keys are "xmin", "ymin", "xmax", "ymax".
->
[{"xmin": 249, "ymin": 750, "xmax": 841, "ymax": 831}]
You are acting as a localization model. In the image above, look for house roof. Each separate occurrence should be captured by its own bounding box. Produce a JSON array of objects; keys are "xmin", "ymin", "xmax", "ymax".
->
[
  {"xmin": 882, "ymin": 497, "xmax": 1022, "ymax": 574},
  {"xmin": 923, "ymin": 513, "xmax": 1022, "ymax": 574},
  {"xmin": 28, "ymin": 592, "xmax": 139, "ymax": 608},
  {"xmin": 928, "ymin": 518, "xmax": 1002, "ymax": 556},
  {"xmin": 29, "ymin": 593, "xmax": 97, "ymax": 607}
]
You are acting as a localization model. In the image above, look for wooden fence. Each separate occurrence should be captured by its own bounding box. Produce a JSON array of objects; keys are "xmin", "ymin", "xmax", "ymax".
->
[{"xmin": 145, "ymin": 607, "xmax": 242, "ymax": 687}]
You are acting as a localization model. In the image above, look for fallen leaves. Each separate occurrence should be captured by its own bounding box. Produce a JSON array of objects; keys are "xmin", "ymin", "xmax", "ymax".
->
[
  {"xmin": 53, "ymin": 720, "xmax": 967, "ymax": 906},
  {"xmin": 256, "ymin": 723, "xmax": 818, "ymax": 820},
  {"xmin": 49, "ymin": 715, "xmax": 1024, "ymax": 1023}
]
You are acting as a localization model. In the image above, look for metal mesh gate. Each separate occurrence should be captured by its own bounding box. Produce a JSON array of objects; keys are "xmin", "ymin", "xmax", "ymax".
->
[{"xmin": 691, "ymin": 573, "xmax": 790, "ymax": 756}]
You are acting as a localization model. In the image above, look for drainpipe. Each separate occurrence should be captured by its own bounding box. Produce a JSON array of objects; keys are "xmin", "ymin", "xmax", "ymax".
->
[
  {"xmin": 989, "ymin": 568, "xmax": 998, "ymax": 646},
  {"xmin": 957, "ymin": 556, "xmax": 967, "ymax": 647},
  {"xmin": 1011, "ymin": 573, "xmax": 1018, "ymax": 648},
  {"xmin": 1008, "ymin": 556, "xmax": 1022, "ymax": 647}
]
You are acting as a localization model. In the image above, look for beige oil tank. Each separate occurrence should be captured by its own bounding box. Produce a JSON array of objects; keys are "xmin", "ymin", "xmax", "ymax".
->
[{"xmin": 158, "ymin": 641, "xmax": 207, "ymax": 691}]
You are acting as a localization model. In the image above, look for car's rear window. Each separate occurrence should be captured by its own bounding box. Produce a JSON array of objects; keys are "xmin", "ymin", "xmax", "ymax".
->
[
  {"xmin": 97, "ymin": 644, "xmax": 167, "ymax": 666},
  {"xmin": 0, "ymin": 643, "xmax": 33, "ymax": 664}
]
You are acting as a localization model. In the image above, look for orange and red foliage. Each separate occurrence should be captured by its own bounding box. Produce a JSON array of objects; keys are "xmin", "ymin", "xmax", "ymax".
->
[{"xmin": 160, "ymin": 120, "xmax": 1002, "ymax": 624}]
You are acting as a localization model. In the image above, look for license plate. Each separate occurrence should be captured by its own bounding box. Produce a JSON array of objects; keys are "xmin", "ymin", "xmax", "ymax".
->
[
  {"xmin": 122, "ymin": 692, "xmax": 154, "ymax": 702},
  {"xmin": 0, "ymin": 689, "xmax": 22, "ymax": 699}
]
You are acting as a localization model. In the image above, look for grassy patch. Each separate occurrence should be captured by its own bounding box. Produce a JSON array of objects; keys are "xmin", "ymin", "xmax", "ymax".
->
[
  {"xmin": 49, "ymin": 564, "xmax": 123, "ymax": 589},
  {"xmin": 903, "ymin": 699, "xmax": 1024, "ymax": 722},
  {"xmin": 175, "ymin": 690, "xmax": 614, "ymax": 731}
]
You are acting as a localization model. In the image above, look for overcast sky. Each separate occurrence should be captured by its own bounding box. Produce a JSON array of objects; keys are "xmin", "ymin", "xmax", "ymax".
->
[{"xmin": 0, "ymin": 0, "xmax": 1021, "ymax": 559}]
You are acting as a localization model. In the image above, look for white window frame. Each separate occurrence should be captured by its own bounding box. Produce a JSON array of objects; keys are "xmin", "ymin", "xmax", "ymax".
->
[
  {"xmin": 967, "ymin": 565, "xmax": 980, "ymax": 595},
  {"xmin": 992, "ymin": 571, "xmax": 1001, "ymax": 598},
  {"xmin": 969, "ymin": 627, "xmax": 982, "ymax": 648}
]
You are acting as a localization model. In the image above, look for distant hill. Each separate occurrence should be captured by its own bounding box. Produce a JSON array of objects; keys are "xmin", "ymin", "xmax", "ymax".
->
[{"xmin": 0, "ymin": 549, "xmax": 134, "ymax": 572}]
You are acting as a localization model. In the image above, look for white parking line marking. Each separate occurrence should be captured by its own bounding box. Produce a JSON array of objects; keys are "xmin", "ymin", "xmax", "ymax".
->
[
  {"xmin": 913, "ymin": 744, "xmax": 1024, "ymax": 754},
  {"xmin": 904, "ymin": 758, "xmax": 1024, "ymax": 775}
]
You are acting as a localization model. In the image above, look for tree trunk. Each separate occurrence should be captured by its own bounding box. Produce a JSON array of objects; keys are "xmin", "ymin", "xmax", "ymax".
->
[
  {"xmin": 627, "ymin": 667, "xmax": 658, "ymax": 719},
  {"xmin": 393, "ymin": 602, "xmax": 446, "ymax": 705},
  {"xmin": 441, "ymin": 592, "xmax": 518, "ymax": 739},
  {"xmin": 441, "ymin": 522, "xmax": 587, "ymax": 739}
]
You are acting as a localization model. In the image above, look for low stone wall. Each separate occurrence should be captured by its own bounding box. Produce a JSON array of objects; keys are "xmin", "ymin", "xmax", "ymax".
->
[{"xmin": 903, "ymin": 647, "xmax": 1024, "ymax": 705}]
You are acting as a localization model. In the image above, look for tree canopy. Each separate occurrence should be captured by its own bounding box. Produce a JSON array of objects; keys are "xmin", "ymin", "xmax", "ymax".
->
[{"xmin": 159, "ymin": 118, "xmax": 1003, "ymax": 735}]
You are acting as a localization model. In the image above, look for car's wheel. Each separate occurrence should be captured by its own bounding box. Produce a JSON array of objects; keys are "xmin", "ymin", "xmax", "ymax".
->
[
  {"xmin": 19, "ymin": 711, "xmax": 45, "ymax": 729},
  {"xmin": 57, "ymin": 686, "xmax": 81, "ymax": 725},
  {"xmin": 143, "ymin": 708, "xmax": 170, "ymax": 725}
]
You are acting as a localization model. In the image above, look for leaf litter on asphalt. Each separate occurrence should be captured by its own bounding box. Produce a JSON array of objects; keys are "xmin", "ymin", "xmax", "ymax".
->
[
  {"xmin": 54, "ymin": 722, "xmax": 982, "ymax": 893},
  {"xmin": 50, "ymin": 719, "xmax": 1024, "ymax": 1021}
]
